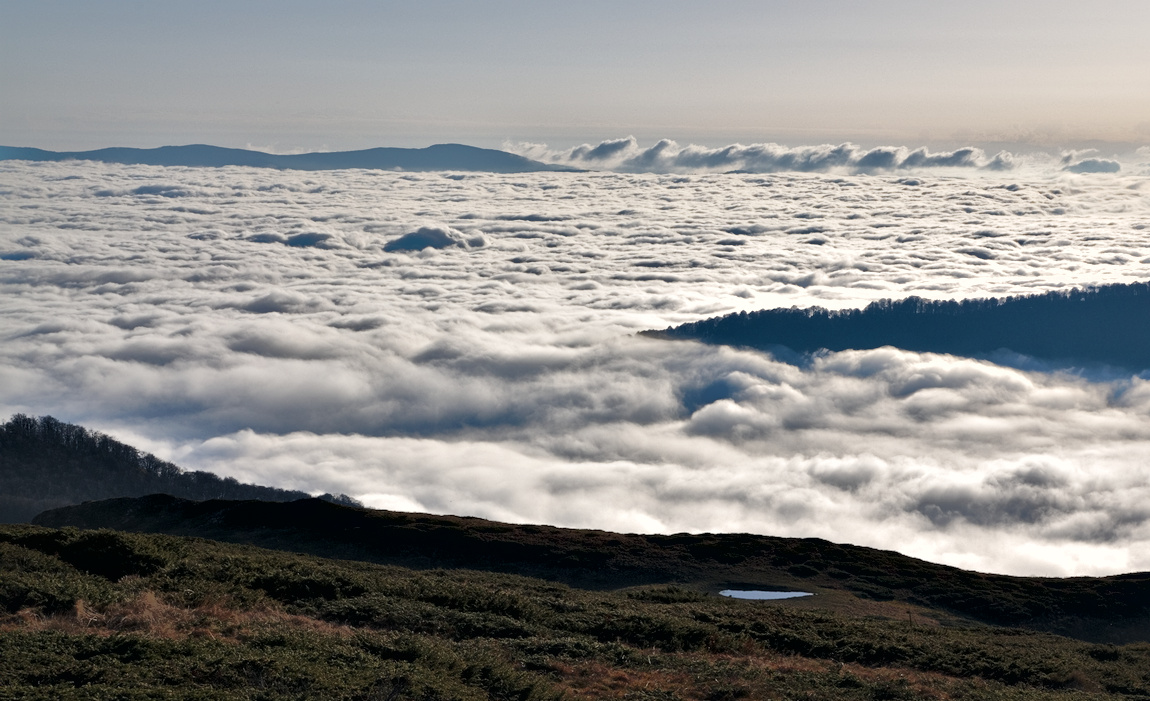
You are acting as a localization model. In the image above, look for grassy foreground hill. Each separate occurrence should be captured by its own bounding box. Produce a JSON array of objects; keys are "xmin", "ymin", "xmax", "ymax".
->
[
  {"xmin": 3, "ymin": 523, "xmax": 1150, "ymax": 700},
  {"xmin": 32, "ymin": 495, "xmax": 1150, "ymax": 646}
]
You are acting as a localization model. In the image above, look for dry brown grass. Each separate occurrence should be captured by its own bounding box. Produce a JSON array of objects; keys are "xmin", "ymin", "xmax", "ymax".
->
[
  {"xmin": 0, "ymin": 597, "xmax": 981, "ymax": 701},
  {"xmin": 774, "ymin": 588, "xmax": 949, "ymax": 629},
  {"xmin": 0, "ymin": 590, "xmax": 353, "ymax": 643},
  {"xmin": 546, "ymin": 651, "xmax": 979, "ymax": 701},
  {"xmin": 548, "ymin": 659, "xmax": 698, "ymax": 699}
]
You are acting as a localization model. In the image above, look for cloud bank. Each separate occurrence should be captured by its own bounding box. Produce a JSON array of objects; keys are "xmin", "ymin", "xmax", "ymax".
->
[
  {"xmin": 511, "ymin": 137, "xmax": 1017, "ymax": 174},
  {"xmin": 1061, "ymin": 150, "xmax": 1123, "ymax": 174},
  {"xmin": 2, "ymin": 159, "xmax": 1150, "ymax": 577}
]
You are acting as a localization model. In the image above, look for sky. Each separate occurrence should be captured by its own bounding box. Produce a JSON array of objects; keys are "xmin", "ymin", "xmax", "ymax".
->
[{"xmin": 3, "ymin": 0, "xmax": 1150, "ymax": 152}]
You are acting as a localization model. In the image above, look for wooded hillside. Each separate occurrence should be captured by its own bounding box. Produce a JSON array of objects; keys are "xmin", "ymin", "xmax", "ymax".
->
[
  {"xmin": 651, "ymin": 282, "xmax": 1150, "ymax": 370},
  {"xmin": 0, "ymin": 414, "xmax": 356, "ymax": 523}
]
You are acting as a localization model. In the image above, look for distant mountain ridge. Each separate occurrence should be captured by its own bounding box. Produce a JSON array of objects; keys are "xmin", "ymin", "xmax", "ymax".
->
[
  {"xmin": 0, "ymin": 414, "xmax": 356, "ymax": 523},
  {"xmin": 0, "ymin": 143, "xmax": 580, "ymax": 173}
]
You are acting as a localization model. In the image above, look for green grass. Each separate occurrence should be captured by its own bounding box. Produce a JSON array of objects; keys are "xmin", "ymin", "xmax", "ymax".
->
[
  {"xmin": 3, "ymin": 524, "xmax": 1150, "ymax": 700},
  {"xmin": 33, "ymin": 494, "xmax": 1150, "ymax": 644}
]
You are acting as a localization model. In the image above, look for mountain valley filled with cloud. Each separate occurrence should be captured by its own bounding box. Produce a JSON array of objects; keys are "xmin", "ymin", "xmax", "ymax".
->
[{"xmin": 3, "ymin": 147, "xmax": 1150, "ymax": 578}]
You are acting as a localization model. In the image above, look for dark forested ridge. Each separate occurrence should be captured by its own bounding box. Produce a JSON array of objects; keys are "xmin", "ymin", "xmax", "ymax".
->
[
  {"xmin": 649, "ymin": 282, "xmax": 1150, "ymax": 371},
  {"xmin": 34, "ymin": 493, "xmax": 1150, "ymax": 644},
  {"xmin": 0, "ymin": 414, "xmax": 356, "ymax": 523}
]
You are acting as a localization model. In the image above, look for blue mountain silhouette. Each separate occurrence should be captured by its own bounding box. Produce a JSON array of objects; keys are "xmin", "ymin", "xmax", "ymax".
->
[
  {"xmin": 649, "ymin": 282, "xmax": 1150, "ymax": 373},
  {"xmin": 0, "ymin": 143, "xmax": 579, "ymax": 173}
]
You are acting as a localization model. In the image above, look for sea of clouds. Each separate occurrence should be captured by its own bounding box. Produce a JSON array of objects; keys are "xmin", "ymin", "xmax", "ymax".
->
[
  {"xmin": 2, "ymin": 144, "xmax": 1150, "ymax": 577},
  {"xmin": 509, "ymin": 137, "xmax": 1147, "ymax": 176}
]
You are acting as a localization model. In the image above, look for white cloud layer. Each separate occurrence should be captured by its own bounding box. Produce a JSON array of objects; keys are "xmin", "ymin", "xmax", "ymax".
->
[
  {"xmin": 2, "ymin": 157, "xmax": 1150, "ymax": 577},
  {"xmin": 510, "ymin": 137, "xmax": 1021, "ymax": 174}
]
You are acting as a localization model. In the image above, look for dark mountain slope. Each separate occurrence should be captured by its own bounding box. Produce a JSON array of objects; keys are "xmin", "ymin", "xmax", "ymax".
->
[
  {"xmin": 648, "ymin": 282, "xmax": 1150, "ymax": 371},
  {"xmin": 0, "ymin": 143, "xmax": 579, "ymax": 173},
  {"xmin": 0, "ymin": 414, "xmax": 355, "ymax": 523},
  {"xmin": 33, "ymin": 494, "xmax": 1150, "ymax": 643}
]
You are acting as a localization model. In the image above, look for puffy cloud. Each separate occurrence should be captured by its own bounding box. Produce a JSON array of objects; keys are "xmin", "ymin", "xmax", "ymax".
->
[
  {"xmin": 247, "ymin": 232, "xmax": 338, "ymax": 248},
  {"xmin": 510, "ymin": 137, "xmax": 1018, "ymax": 174},
  {"xmin": 383, "ymin": 225, "xmax": 478, "ymax": 252},
  {"xmin": 3, "ymin": 158, "xmax": 1150, "ymax": 576},
  {"xmin": 1061, "ymin": 149, "xmax": 1123, "ymax": 174},
  {"xmin": 1063, "ymin": 158, "xmax": 1121, "ymax": 174}
]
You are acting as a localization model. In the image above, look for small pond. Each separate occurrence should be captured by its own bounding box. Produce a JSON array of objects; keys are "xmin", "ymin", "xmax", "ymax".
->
[{"xmin": 719, "ymin": 590, "xmax": 813, "ymax": 600}]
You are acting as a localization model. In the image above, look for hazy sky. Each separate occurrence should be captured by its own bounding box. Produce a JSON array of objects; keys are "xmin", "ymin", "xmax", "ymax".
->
[{"xmin": 3, "ymin": 2, "xmax": 1150, "ymax": 150}]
